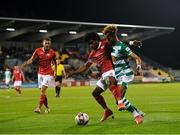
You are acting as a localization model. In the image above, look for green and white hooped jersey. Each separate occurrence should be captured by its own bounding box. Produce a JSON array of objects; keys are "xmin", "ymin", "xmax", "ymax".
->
[{"xmin": 111, "ymin": 41, "xmax": 134, "ymax": 87}]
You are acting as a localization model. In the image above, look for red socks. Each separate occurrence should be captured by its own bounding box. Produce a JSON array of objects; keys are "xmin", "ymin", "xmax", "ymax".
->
[{"xmin": 109, "ymin": 85, "xmax": 122, "ymax": 101}]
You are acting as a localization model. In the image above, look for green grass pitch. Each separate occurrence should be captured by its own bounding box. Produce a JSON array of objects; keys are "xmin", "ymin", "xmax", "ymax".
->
[{"xmin": 0, "ymin": 83, "xmax": 180, "ymax": 134}]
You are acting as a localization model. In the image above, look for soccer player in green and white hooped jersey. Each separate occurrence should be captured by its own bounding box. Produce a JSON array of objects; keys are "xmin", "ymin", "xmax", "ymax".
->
[{"xmin": 103, "ymin": 24, "xmax": 144, "ymax": 124}]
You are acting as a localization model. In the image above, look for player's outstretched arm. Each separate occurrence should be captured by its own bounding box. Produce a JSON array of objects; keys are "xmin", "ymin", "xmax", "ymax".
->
[
  {"xmin": 129, "ymin": 52, "xmax": 142, "ymax": 73},
  {"xmin": 67, "ymin": 62, "xmax": 92, "ymax": 77},
  {"xmin": 21, "ymin": 58, "xmax": 33, "ymax": 69}
]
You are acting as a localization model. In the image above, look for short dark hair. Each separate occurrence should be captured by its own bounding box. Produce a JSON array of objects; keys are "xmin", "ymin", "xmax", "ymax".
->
[
  {"xmin": 42, "ymin": 37, "xmax": 51, "ymax": 42},
  {"xmin": 84, "ymin": 32, "xmax": 100, "ymax": 42}
]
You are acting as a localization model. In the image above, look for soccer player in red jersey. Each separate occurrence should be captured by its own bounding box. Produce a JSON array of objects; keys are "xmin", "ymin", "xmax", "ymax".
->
[
  {"xmin": 68, "ymin": 32, "xmax": 125, "ymax": 122},
  {"xmin": 12, "ymin": 66, "xmax": 25, "ymax": 94},
  {"xmin": 21, "ymin": 37, "xmax": 56, "ymax": 114}
]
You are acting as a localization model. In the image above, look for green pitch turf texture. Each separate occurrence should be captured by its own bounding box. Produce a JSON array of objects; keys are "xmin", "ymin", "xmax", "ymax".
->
[{"xmin": 0, "ymin": 83, "xmax": 180, "ymax": 134}]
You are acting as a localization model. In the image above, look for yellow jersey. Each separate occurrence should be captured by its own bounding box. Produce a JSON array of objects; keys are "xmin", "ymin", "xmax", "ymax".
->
[{"xmin": 56, "ymin": 64, "xmax": 65, "ymax": 76}]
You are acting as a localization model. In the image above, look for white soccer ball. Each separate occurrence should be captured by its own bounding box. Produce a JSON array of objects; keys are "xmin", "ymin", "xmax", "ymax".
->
[{"xmin": 75, "ymin": 112, "xmax": 89, "ymax": 125}]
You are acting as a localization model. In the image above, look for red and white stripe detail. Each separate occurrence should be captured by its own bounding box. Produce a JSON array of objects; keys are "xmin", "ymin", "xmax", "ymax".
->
[{"xmin": 64, "ymin": 81, "xmax": 90, "ymax": 87}]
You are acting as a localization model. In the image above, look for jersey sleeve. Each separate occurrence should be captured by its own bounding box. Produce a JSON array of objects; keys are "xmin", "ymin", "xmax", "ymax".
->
[{"xmin": 121, "ymin": 42, "xmax": 132, "ymax": 57}]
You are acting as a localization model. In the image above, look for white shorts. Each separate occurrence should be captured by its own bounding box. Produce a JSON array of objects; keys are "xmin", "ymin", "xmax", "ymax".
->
[
  {"xmin": 5, "ymin": 78, "xmax": 11, "ymax": 85},
  {"xmin": 38, "ymin": 74, "xmax": 53, "ymax": 89},
  {"xmin": 96, "ymin": 70, "xmax": 116, "ymax": 91},
  {"xmin": 14, "ymin": 81, "xmax": 22, "ymax": 87},
  {"xmin": 117, "ymin": 74, "xmax": 134, "ymax": 88}
]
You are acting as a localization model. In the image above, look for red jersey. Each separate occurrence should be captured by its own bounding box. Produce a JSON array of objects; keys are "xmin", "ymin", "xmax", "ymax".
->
[
  {"xmin": 88, "ymin": 40, "xmax": 113, "ymax": 73},
  {"xmin": 13, "ymin": 69, "xmax": 23, "ymax": 81},
  {"xmin": 31, "ymin": 47, "xmax": 55, "ymax": 75}
]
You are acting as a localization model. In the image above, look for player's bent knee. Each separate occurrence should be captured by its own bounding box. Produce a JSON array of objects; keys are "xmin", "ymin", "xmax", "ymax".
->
[{"xmin": 92, "ymin": 87, "xmax": 104, "ymax": 97}]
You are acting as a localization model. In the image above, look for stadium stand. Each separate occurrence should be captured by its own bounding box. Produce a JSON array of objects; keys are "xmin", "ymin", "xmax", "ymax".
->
[{"xmin": 0, "ymin": 41, "xmax": 176, "ymax": 87}]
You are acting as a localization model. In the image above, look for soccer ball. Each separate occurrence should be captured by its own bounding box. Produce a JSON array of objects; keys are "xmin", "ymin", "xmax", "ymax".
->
[{"xmin": 75, "ymin": 112, "xmax": 89, "ymax": 125}]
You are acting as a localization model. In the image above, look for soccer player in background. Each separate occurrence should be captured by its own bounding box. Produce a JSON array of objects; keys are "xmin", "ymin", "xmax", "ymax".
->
[
  {"xmin": 4, "ymin": 67, "xmax": 12, "ymax": 88},
  {"xmin": 103, "ymin": 24, "xmax": 144, "ymax": 124},
  {"xmin": 21, "ymin": 37, "xmax": 56, "ymax": 114},
  {"xmin": 53, "ymin": 59, "xmax": 66, "ymax": 97},
  {"xmin": 12, "ymin": 66, "xmax": 25, "ymax": 94},
  {"xmin": 67, "ymin": 32, "xmax": 125, "ymax": 122}
]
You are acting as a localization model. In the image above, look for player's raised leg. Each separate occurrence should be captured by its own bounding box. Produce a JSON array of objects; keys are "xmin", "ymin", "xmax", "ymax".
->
[{"xmin": 92, "ymin": 86, "xmax": 114, "ymax": 122}]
